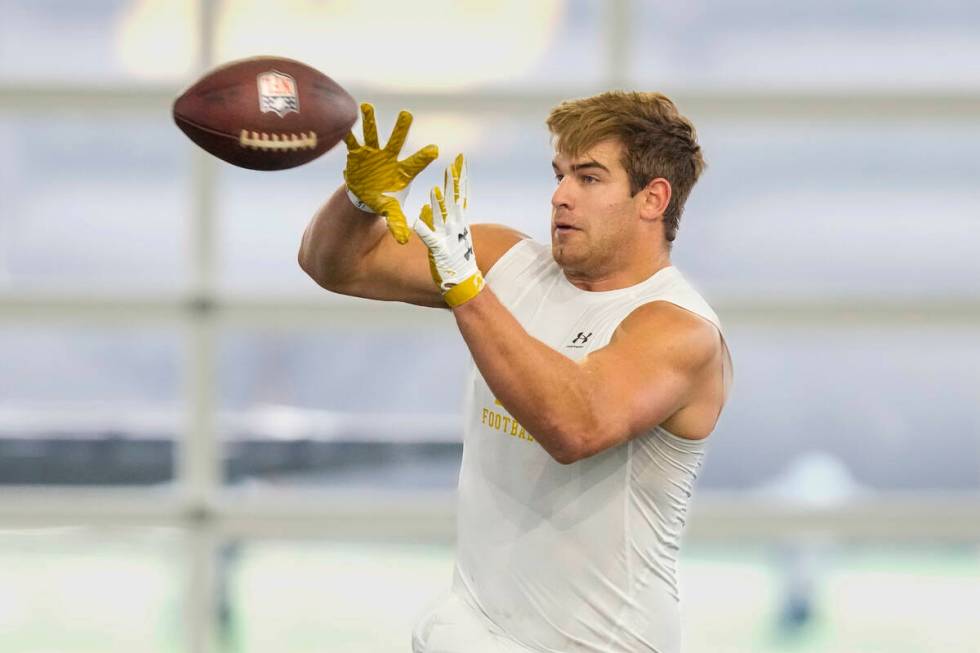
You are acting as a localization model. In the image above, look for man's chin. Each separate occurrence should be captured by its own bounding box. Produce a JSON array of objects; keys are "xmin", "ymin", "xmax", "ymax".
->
[{"xmin": 551, "ymin": 241, "xmax": 585, "ymax": 269}]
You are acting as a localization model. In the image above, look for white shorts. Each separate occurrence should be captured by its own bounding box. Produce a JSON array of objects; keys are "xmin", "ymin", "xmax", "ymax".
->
[{"xmin": 412, "ymin": 592, "xmax": 537, "ymax": 653}]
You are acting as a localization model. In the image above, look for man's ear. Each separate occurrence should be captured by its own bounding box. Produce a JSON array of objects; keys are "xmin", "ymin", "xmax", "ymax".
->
[{"xmin": 638, "ymin": 178, "xmax": 671, "ymax": 223}]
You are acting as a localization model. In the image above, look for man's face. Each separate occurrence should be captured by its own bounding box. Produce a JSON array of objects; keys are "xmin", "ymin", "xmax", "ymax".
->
[{"xmin": 550, "ymin": 139, "xmax": 638, "ymax": 277}]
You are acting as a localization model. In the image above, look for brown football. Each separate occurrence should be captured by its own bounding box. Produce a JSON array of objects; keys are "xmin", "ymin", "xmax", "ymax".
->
[{"xmin": 173, "ymin": 56, "xmax": 357, "ymax": 170}]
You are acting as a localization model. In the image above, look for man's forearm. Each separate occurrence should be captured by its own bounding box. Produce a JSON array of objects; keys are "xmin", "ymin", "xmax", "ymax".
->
[
  {"xmin": 452, "ymin": 289, "xmax": 601, "ymax": 463},
  {"xmin": 298, "ymin": 184, "xmax": 387, "ymax": 288}
]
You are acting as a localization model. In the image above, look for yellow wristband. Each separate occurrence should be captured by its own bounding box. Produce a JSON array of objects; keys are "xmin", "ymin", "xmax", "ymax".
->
[{"xmin": 444, "ymin": 272, "xmax": 485, "ymax": 307}]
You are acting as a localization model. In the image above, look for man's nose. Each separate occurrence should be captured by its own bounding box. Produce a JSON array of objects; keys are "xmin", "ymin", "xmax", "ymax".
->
[{"xmin": 551, "ymin": 177, "xmax": 572, "ymax": 210}]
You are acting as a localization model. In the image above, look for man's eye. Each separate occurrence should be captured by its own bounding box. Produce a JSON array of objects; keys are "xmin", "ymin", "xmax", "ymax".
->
[
  {"xmin": 554, "ymin": 174, "xmax": 564, "ymax": 183},
  {"xmin": 582, "ymin": 175, "xmax": 598, "ymax": 184}
]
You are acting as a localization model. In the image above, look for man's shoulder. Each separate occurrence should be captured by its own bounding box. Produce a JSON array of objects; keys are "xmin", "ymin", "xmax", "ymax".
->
[
  {"xmin": 615, "ymin": 301, "xmax": 721, "ymax": 370},
  {"xmin": 472, "ymin": 223, "xmax": 534, "ymax": 275}
]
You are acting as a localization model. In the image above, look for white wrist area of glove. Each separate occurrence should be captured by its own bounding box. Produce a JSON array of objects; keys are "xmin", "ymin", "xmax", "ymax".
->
[
  {"xmin": 346, "ymin": 185, "xmax": 412, "ymax": 214},
  {"xmin": 346, "ymin": 187, "xmax": 373, "ymax": 213}
]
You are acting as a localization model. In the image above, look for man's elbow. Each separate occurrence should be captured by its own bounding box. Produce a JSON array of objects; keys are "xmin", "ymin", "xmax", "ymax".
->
[
  {"xmin": 297, "ymin": 245, "xmax": 314, "ymax": 279},
  {"xmin": 298, "ymin": 248, "xmax": 327, "ymax": 288},
  {"xmin": 545, "ymin": 420, "xmax": 628, "ymax": 465},
  {"xmin": 298, "ymin": 245, "xmax": 346, "ymax": 293},
  {"xmin": 542, "ymin": 426, "xmax": 596, "ymax": 465},
  {"xmin": 297, "ymin": 234, "xmax": 321, "ymax": 279},
  {"xmin": 547, "ymin": 441, "xmax": 581, "ymax": 465}
]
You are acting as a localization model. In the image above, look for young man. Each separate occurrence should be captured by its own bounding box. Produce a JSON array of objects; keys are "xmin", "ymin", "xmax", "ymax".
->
[{"xmin": 299, "ymin": 92, "xmax": 732, "ymax": 653}]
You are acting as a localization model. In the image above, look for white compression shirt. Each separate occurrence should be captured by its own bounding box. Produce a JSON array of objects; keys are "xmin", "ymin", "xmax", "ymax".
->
[{"xmin": 451, "ymin": 239, "xmax": 731, "ymax": 653}]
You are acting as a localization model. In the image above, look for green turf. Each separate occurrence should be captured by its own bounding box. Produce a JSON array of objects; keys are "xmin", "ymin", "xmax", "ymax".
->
[{"xmin": 1, "ymin": 533, "xmax": 978, "ymax": 653}]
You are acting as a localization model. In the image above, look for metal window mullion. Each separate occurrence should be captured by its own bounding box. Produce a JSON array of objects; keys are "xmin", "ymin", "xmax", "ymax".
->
[
  {"xmin": 604, "ymin": 0, "xmax": 631, "ymax": 88},
  {"xmin": 1, "ymin": 491, "xmax": 980, "ymax": 540},
  {"xmin": 4, "ymin": 86, "xmax": 980, "ymax": 121},
  {"xmin": 4, "ymin": 296, "xmax": 980, "ymax": 326},
  {"xmin": 185, "ymin": 515, "xmax": 220, "ymax": 653},
  {"xmin": 181, "ymin": 3, "xmax": 220, "ymax": 652},
  {"xmin": 182, "ymin": 141, "xmax": 219, "ymax": 497}
]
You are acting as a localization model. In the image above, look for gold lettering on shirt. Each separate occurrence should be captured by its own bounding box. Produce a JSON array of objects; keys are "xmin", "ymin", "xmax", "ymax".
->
[{"xmin": 481, "ymin": 399, "xmax": 536, "ymax": 443}]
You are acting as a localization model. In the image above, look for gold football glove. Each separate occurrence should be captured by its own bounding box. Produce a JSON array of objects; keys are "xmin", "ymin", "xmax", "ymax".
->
[
  {"xmin": 343, "ymin": 103, "xmax": 438, "ymax": 244},
  {"xmin": 415, "ymin": 154, "xmax": 485, "ymax": 307}
]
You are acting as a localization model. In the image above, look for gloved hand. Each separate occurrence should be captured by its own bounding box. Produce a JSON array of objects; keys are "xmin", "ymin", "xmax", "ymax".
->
[
  {"xmin": 414, "ymin": 154, "xmax": 485, "ymax": 307},
  {"xmin": 343, "ymin": 103, "xmax": 439, "ymax": 244}
]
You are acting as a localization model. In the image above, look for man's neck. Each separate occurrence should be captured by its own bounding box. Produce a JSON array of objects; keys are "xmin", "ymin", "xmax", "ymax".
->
[{"xmin": 562, "ymin": 252, "xmax": 672, "ymax": 292}]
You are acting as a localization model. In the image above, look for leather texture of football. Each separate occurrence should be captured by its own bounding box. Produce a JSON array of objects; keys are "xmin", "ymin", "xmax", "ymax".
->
[{"xmin": 173, "ymin": 56, "xmax": 357, "ymax": 170}]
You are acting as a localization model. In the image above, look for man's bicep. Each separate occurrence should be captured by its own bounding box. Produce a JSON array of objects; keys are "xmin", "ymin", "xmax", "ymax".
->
[
  {"xmin": 585, "ymin": 304, "xmax": 719, "ymax": 438},
  {"xmin": 472, "ymin": 223, "xmax": 529, "ymax": 276}
]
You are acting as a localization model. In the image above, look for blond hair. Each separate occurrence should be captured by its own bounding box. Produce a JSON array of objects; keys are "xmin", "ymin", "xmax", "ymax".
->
[{"xmin": 546, "ymin": 91, "xmax": 704, "ymax": 243}]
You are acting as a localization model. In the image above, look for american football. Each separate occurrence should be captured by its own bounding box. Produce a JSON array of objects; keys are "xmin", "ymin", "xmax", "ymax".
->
[{"xmin": 172, "ymin": 56, "xmax": 357, "ymax": 170}]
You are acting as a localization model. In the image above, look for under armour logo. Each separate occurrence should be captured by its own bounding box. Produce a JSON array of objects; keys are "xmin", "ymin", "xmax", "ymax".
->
[
  {"xmin": 458, "ymin": 228, "xmax": 473, "ymax": 260},
  {"xmin": 571, "ymin": 332, "xmax": 592, "ymax": 345}
]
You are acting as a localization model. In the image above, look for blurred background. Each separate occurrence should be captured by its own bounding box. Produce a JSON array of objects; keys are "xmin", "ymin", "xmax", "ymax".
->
[{"xmin": 1, "ymin": 1, "xmax": 979, "ymax": 651}]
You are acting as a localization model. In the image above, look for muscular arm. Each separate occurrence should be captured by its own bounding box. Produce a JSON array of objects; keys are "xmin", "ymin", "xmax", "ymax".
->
[
  {"xmin": 298, "ymin": 185, "xmax": 527, "ymax": 307},
  {"xmin": 451, "ymin": 288, "xmax": 721, "ymax": 463},
  {"xmin": 298, "ymin": 184, "xmax": 442, "ymax": 306}
]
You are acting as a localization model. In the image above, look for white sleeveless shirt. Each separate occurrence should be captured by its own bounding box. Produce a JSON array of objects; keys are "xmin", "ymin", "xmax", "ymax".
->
[{"xmin": 452, "ymin": 239, "xmax": 730, "ymax": 653}]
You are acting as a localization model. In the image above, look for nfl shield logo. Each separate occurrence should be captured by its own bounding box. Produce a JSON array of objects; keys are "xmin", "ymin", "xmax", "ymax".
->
[{"xmin": 257, "ymin": 70, "xmax": 300, "ymax": 117}]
